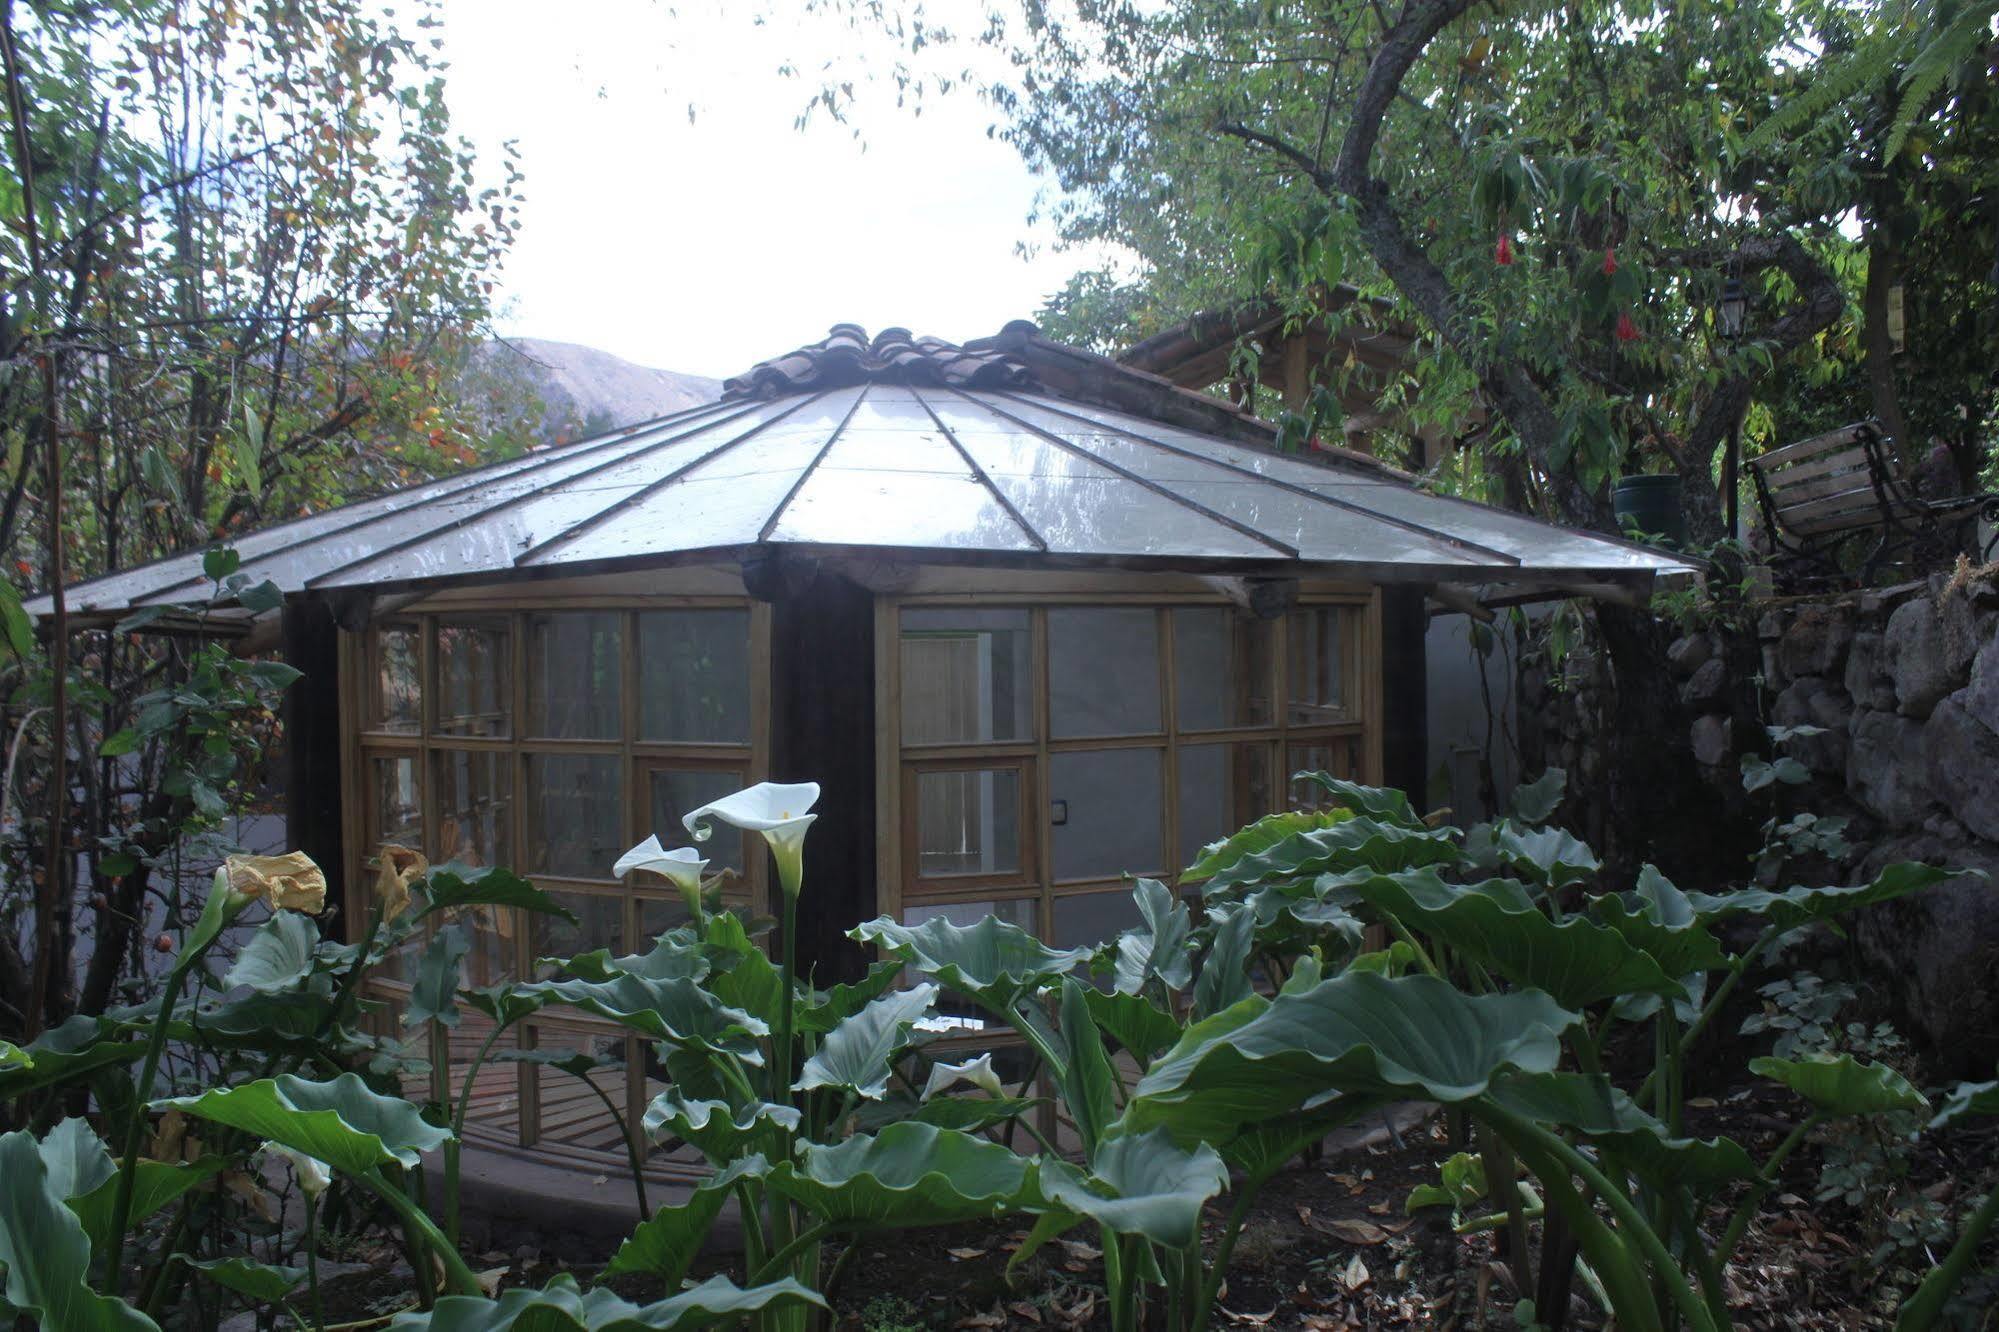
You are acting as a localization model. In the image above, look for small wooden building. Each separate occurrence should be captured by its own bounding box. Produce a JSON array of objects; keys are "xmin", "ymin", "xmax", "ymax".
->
[{"xmin": 43, "ymin": 323, "xmax": 1686, "ymax": 1185}]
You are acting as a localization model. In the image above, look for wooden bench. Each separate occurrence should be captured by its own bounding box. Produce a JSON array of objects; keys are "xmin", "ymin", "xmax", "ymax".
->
[{"xmin": 1747, "ymin": 420, "xmax": 1999, "ymax": 587}]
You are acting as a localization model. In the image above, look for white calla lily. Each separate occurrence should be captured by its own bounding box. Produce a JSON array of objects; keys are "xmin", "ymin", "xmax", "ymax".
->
[
  {"xmin": 920, "ymin": 1053, "xmax": 1004, "ymax": 1102},
  {"xmin": 682, "ymin": 782, "xmax": 819, "ymax": 899},
  {"xmin": 263, "ymin": 1141, "xmax": 332, "ymax": 1197},
  {"xmin": 612, "ymin": 836, "xmax": 709, "ymax": 919}
]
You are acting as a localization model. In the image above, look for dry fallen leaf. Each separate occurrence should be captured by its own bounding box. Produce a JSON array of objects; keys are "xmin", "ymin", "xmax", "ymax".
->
[
  {"xmin": 948, "ymin": 1246, "xmax": 988, "ymax": 1261},
  {"xmin": 1054, "ymin": 1290, "xmax": 1096, "ymax": 1329},
  {"xmin": 1008, "ymin": 1301, "xmax": 1043, "ymax": 1324},
  {"xmin": 1324, "ymin": 1219, "xmax": 1388, "ymax": 1246},
  {"xmin": 1218, "ymin": 1305, "xmax": 1277, "ymax": 1324},
  {"xmin": 1057, "ymin": 1239, "xmax": 1102, "ymax": 1261},
  {"xmin": 954, "ymin": 1313, "xmax": 1004, "ymax": 1329},
  {"xmin": 1367, "ymin": 1201, "xmax": 1393, "ymax": 1215},
  {"xmin": 1339, "ymin": 1254, "xmax": 1371, "ymax": 1292},
  {"xmin": 1297, "ymin": 1203, "xmax": 1314, "ymax": 1226},
  {"xmin": 475, "ymin": 1267, "xmax": 508, "ymax": 1298}
]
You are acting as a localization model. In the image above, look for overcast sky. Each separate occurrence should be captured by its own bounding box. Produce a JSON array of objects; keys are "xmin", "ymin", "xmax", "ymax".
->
[{"xmin": 440, "ymin": 0, "xmax": 1089, "ymax": 380}]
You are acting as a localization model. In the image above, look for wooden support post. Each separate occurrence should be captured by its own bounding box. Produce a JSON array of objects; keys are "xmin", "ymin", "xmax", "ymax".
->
[
  {"xmin": 283, "ymin": 597, "xmax": 348, "ymax": 928},
  {"xmin": 1379, "ymin": 585, "xmax": 1429, "ymax": 810},
  {"xmin": 1282, "ymin": 335, "xmax": 1310, "ymax": 413},
  {"xmin": 767, "ymin": 566, "xmax": 877, "ymax": 986}
]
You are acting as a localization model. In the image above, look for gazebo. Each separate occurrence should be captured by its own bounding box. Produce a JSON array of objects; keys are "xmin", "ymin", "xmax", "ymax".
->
[{"xmin": 38, "ymin": 322, "xmax": 1690, "ymax": 1188}]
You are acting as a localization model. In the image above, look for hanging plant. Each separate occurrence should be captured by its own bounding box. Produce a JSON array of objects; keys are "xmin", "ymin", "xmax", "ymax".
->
[
  {"xmin": 1602, "ymin": 247, "xmax": 1618, "ymax": 275},
  {"xmin": 1495, "ymin": 232, "xmax": 1515, "ymax": 265},
  {"xmin": 1615, "ymin": 311, "xmax": 1642, "ymax": 342}
]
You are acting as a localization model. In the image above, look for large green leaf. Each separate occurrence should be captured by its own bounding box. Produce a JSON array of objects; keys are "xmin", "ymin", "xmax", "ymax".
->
[
  {"xmin": 1081, "ymin": 987, "xmax": 1183, "ymax": 1066},
  {"xmin": 642, "ymin": 1096, "xmax": 799, "ymax": 1161},
  {"xmin": 1290, "ymin": 775, "xmax": 1423, "ymax": 828},
  {"xmin": 1685, "ymin": 862, "xmax": 1960, "ymax": 932},
  {"xmin": 700, "ymin": 913, "xmax": 784, "ymax": 1025},
  {"xmin": 1057, "ymin": 979, "xmax": 1117, "ymax": 1156},
  {"xmin": 518, "ymin": 974, "xmax": 767, "ymax": 1061},
  {"xmin": 1038, "ymin": 1128, "xmax": 1227, "ymax": 1248},
  {"xmin": 552, "ymin": 938, "xmax": 709, "ymax": 985},
  {"xmin": 1750, "ymin": 1054, "xmax": 1930, "ymax": 1116},
  {"xmin": 1217, "ymin": 1097, "xmax": 1381, "ymax": 1180},
  {"xmin": 852, "ymin": 915, "xmax": 1091, "ymax": 1010},
  {"xmin": 223, "ymin": 913, "xmax": 322, "ymax": 992},
  {"xmin": 1112, "ymin": 879, "xmax": 1193, "ymax": 994},
  {"xmin": 1508, "ymin": 768, "xmax": 1567, "ymax": 825},
  {"xmin": 166, "ymin": 1072, "xmax": 451, "ymax": 1173},
  {"xmin": 1191, "ymin": 904, "xmax": 1256, "ymax": 1019},
  {"xmin": 1589, "ymin": 865, "xmax": 1729, "ymax": 981},
  {"xmin": 0, "ymin": 1131, "xmax": 160, "ymax": 1331},
  {"xmin": 797, "ymin": 959, "xmax": 905, "ymax": 1035},
  {"xmin": 1929, "ymin": 1079, "xmax": 1999, "ymax": 1130},
  {"xmin": 1182, "ymin": 808, "xmax": 1355, "ymax": 882},
  {"xmin": 405, "ymin": 924, "xmax": 471, "ymax": 1029},
  {"xmin": 1199, "ymin": 817, "xmax": 1461, "ymax": 895},
  {"xmin": 1128, "ymin": 972, "xmax": 1576, "ymax": 1140},
  {"xmin": 387, "ymin": 1273, "xmax": 824, "ymax": 1331},
  {"xmin": 795, "ymin": 983, "xmax": 937, "ymax": 1100},
  {"xmin": 763, "ymin": 1122, "xmax": 1038, "ymax": 1227},
  {"xmin": 38, "ymin": 1119, "xmax": 115, "ymax": 1203},
  {"xmin": 605, "ymin": 1158, "xmax": 766, "ymax": 1284},
  {"xmin": 1481, "ymin": 1072, "xmax": 1759, "ymax": 1187},
  {"xmin": 416, "ymin": 866, "xmax": 579, "ymax": 923},
  {"xmin": 70, "ymin": 1158, "xmax": 227, "ymax": 1254},
  {"xmin": 0, "ymin": 1039, "xmax": 27, "ymax": 1070},
  {"xmin": 1340, "ymin": 868, "xmax": 1688, "ymax": 1008},
  {"xmin": 1463, "ymin": 822, "xmax": 1599, "ymax": 888},
  {"xmin": 0, "ymin": 1016, "xmax": 140, "ymax": 1099},
  {"xmin": 177, "ymin": 1256, "xmax": 305, "ymax": 1303},
  {"xmin": 461, "ymin": 985, "xmax": 558, "ymax": 1028}
]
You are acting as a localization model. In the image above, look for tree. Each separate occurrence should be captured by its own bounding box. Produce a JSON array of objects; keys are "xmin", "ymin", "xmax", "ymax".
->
[{"xmin": 0, "ymin": 0, "xmax": 524, "ymax": 1038}]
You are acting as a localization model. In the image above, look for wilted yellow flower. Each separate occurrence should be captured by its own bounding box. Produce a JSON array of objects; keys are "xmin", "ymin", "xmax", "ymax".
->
[
  {"xmin": 223, "ymin": 851, "xmax": 327, "ymax": 914},
  {"xmin": 375, "ymin": 844, "xmax": 428, "ymax": 922}
]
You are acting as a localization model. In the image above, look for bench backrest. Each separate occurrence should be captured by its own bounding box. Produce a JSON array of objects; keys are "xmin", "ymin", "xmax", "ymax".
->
[{"xmin": 1748, "ymin": 423, "xmax": 1893, "ymax": 539}]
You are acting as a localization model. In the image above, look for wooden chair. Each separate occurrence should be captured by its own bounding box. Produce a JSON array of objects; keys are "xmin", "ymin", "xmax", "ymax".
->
[{"xmin": 1747, "ymin": 420, "xmax": 1999, "ymax": 588}]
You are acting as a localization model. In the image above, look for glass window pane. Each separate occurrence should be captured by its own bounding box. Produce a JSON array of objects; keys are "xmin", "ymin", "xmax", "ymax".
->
[
  {"xmin": 647, "ymin": 767, "xmax": 747, "ymax": 874},
  {"xmin": 369, "ymin": 623, "xmax": 420, "ymax": 734},
  {"xmin": 527, "ymin": 612, "xmax": 623, "ymax": 739},
  {"xmin": 527, "ymin": 755, "xmax": 624, "ymax": 879},
  {"xmin": 900, "ymin": 609, "xmax": 1032, "ymax": 744},
  {"xmin": 638, "ymin": 610, "xmax": 751, "ymax": 744},
  {"xmin": 1052, "ymin": 889, "xmax": 1145, "ymax": 952},
  {"xmin": 432, "ymin": 749, "xmax": 512, "ymax": 868},
  {"xmin": 637, "ymin": 894, "xmax": 694, "ymax": 942},
  {"xmin": 1174, "ymin": 609, "xmax": 1274, "ymax": 731},
  {"xmin": 1176, "ymin": 742, "xmax": 1273, "ymax": 872},
  {"xmin": 1288, "ymin": 609, "xmax": 1352, "ymax": 725},
  {"xmin": 532, "ymin": 890, "xmax": 625, "ymax": 976},
  {"xmin": 1050, "ymin": 747, "xmax": 1164, "ymax": 881},
  {"xmin": 914, "ymin": 768, "xmax": 1023, "ymax": 879},
  {"xmin": 368, "ymin": 754, "xmax": 422, "ymax": 850},
  {"xmin": 435, "ymin": 617, "xmax": 512, "ymax": 738},
  {"xmin": 1050, "ymin": 608, "xmax": 1160, "ymax": 738}
]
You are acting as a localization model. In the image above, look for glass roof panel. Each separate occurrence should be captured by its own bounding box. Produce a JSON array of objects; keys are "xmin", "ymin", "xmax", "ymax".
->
[
  {"xmin": 766, "ymin": 397, "xmax": 1038, "ymax": 550},
  {"xmin": 925, "ymin": 398, "xmax": 1280, "ymax": 558}
]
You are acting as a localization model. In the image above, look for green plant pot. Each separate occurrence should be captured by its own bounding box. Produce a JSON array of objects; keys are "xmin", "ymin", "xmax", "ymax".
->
[{"xmin": 1612, "ymin": 473, "xmax": 1686, "ymax": 547}]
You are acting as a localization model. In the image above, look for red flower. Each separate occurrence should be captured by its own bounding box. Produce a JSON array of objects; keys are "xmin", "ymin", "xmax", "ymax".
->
[
  {"xmin": 1495, "ymin": 233, "xmax": 1514, "ymax": 265},
  {"xmin": 1615, "ymin": 311, "xmax": 1642, "ymax": 342},
  {"xmin": 1602, "ymin": 247, "xmax": 1617, "ymax": 275}
]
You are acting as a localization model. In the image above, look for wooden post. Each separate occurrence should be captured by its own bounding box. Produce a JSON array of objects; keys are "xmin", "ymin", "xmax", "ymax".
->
[
  {"xmin": 767, "ymin": 565, "xmax": 877, "ymax": 986},
  {"xmin": 1282, "ymin": 335, "xmax": 1310, "ymax": 413},
  {"xmin": 1379, "ymin": 585, "xmax": 1429, "ymax": 810},
  {"xmin": 283, "ymin": 597, "xmax": 348, "ymax": 928}
]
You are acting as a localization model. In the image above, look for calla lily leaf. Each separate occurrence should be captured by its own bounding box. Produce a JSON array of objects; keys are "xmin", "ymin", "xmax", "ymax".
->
[
  {"xmin": 1751, "ymin": 1053, "xmax": 1930, "ymax": 1117},
  {"xmin": 0, "ymin": 1130, "xmax": 161, "ymax": 1332},
  {"xmin": 0, "ymin": 1016, "xmax": 141, "ymax": 1100},
  {"xmin": 852, "ymin": 915, "xmax": 1092, "ymax": 1011},
  {"xmin": 461, "ymin": 985, "xmax": 557, "ymax": 1028},
  {"xmin": 0, "ymin": 1040, "xmax": 28, "ymax": 1071},
  {"xmin": 1129, "ymin": 972, "xmax": 1576, "ymax": 1141},
  {"xmin": 1291, "ymin": 775, "xmax": 1424, "ymax": 828},
  {"xmin": 1199, "ymin": 816, "xmax": 1461, "ymax": 895},
  {"xmin": 1038, "ymin": 1128, "xmax": 1227, "ymax": 1249},
  {"xmin": 1685, "ymin": 862, "xmax": 1961, "ymax": 932},
  {"xmin": 1507, "ymin": 768, "xmax": 1568, "ymax": 825},
  {"xmin": 70, "ymin": 1157, "xmax": 227, "ymax": 1254},
  {"xmin": 798, "ymin": 960, "xmax": 906, "ymax": 1035},
  {"xmin": 606, "ymin": 1159, "xmax": 767, "ymax": 1284},
  {"xmin": 1482, "ymin": 1072, "xmax": 1759, "ymax": 1186},
  {"xmin": 853, "ymin": 1091, "xmax": 1041, "ymax": 1135},
  {"xmin": 1929, "ymin": 1079, "xmax": 1999, "ymax": 1130},
  {"xmin": 1191, "ymin": 903, "xmax": 1256, "ymax": 1020},
  {"xmin": 386, "ymin": 1272, "xmax": 823, "ymax": 1332},
  {"xmin": 223, "ymin": 913, "xmax": 321, "ymax": 992},
  {"xmin": 1463, "ymin": 821, "xmax": 1599, "ymax": 888},
  {"xmin": 1340, "ymin": 868, "xmax": 1688, "ymax": 1008},
  {"xmin": 517, "ymin": 974, "xmax": 767, "ymax": 1062},
  {"xmin": 38, "ymin": 1119, "xmax": 114, "ymax": 1203},
  {"xmin": 405, "ymin": 924, "xmax": 470, "ymax": 1029},
  {"xmin": 763, "ymin": 1122, "xmax": 1039, "ymax": 1227},
  {"xmin": 552, "ymin": 938, "xmax": 710, "ymax": 985},
  {"xmin": 177, "ymin": 1256, "xmax": 306, "ymax": 1303},
  {"xmin": 643, "ymin": 1096, "xmax": 799, "ymax": 1162},
  {"xmin": 1219, "ymin": 1096, "xmax": 1383, "ymax": 1180},
  {"xmin": 415, "ymin": 865, "xmax": 578, "ymax": 924},
  {"xmin": 1111, "ymin": 879, "xmax": 1193, "ymax": 995},
  {"xmin": 796, "ymin": 984, "xmax": 938, "ymax": 1100},
  {"xmin": 165, "ymin": 1072, "xmax": 451, "ymax": 1174},
  {"xmin": 1590, "ymin": 866, "xmax": 1729, "ymax": 982},
  {"xmin": 700, "ymin": 913, "xmax": 785, "ymax": 1025},
  {"xmin": 1080, "ymin": 987, "xmax": 1183, "ymax": 1066},
  {"xmin": 1181, "ymin": 808, "xmax": 1355, "ymax": 883}
]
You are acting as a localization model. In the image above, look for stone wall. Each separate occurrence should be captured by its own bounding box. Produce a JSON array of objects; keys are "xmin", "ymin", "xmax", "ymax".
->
[{"xmin": 1664, "ymin": 572, "xmax": 1999, "ymax": 1075}]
